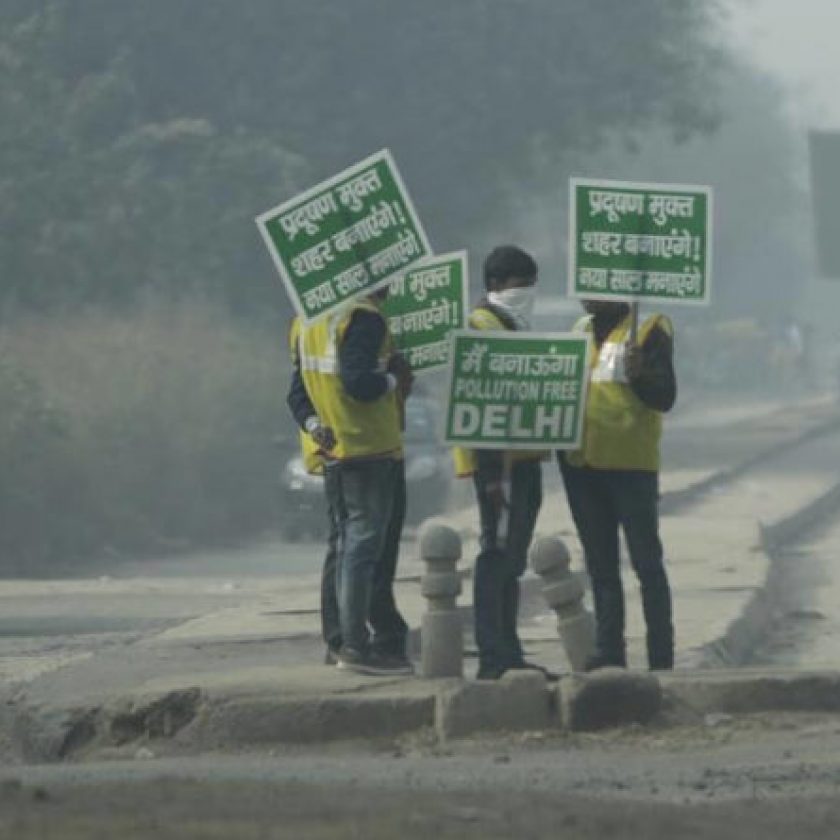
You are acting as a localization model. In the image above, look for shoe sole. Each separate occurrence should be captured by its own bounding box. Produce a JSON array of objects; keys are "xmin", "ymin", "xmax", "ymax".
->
[{"xmin": 336, "ymin": 660, "xmax": 413, "ymax": 676}]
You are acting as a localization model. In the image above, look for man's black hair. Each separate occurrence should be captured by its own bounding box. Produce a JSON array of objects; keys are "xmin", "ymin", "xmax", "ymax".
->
[{"xmin": 483, "ymin": 245, "xmax": 538, "ymax": 291}]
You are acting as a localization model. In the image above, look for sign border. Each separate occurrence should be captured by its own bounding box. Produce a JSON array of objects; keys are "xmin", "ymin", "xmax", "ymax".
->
[
  {"xmin": 567, "ymin": 176, "xmax": 713, "ymax": 307},
  {"xmin": 389, "ymin": 249, "xmax": 470, "ymax": 376},
  {"xmin": 442, "ymin": 328, "xmax": 592, "ymax": 451},
  {"xmin": 255, "ymin": 148, "xmax": 434, "ymax": 325}
]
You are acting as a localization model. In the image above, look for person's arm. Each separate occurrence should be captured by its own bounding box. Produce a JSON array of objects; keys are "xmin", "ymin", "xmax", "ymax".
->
[
  {"xmin": 286, "ymin": 340, "xmax": 336, "ymax": 451},
  {"xmin": 286, "ymin": 346, "xmax": 319, "ymax": 430},
  {"xmin": 626, "ymin": 326, "xmax": 677, "ymax": 412},
  {"xmin": 339, "ymin": 309, "xmax": 397, "ymax": 402}
]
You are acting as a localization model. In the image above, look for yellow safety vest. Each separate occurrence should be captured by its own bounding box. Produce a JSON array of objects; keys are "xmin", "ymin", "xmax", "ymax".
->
[
  {"xmin": 291, "ymin": 301, "xmax": 402, "ymax": 471},
  {"xmin": 452, "ymin": 306, "xmax": 548, "ymax": 478},
  {"xmin": 288, "ymin": 317, "xmax": 326, "ymax": 476},
  {"xmin": 566, "ymin": 312, "xmax": 673, "ymax": 471}
]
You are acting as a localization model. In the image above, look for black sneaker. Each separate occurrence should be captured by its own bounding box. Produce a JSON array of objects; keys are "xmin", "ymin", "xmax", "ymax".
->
[
  {"xmin": 372, "ymin": 652, "xmax": 415, "ymax": 675},
  {"xmin": 336, "ymin": 647, "xmax": 413, "ymax": 676},
  {"xmin": 476, "ymin": 665, "xmax": 506, "ymax": 681},
  {"xmin": 324, "ymin": 647, "xmax": 340, "ymax": 666},
  {"xmin": 507, "ymin": 661, "xmax": 560, "ymax": 683},
  {"xmin": 584, "ymin": 653, "xmax": 627, "ymax": 672}
]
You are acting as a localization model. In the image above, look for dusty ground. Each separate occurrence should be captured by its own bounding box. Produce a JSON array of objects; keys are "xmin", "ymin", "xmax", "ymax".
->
[
  {"xmin": 2, "ymin": 778, "xmax": 840, "ymax": 839},
  {"xmin": 4, "ymin": 712, "xmax": 840, "ymax": 838}
]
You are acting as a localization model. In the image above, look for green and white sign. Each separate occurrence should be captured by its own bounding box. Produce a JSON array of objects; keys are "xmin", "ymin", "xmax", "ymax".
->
[
  {"xmin": 444, "ymin": 331, "xmax": 590, "ymax": 450},
  {"xmin": 382, "ymin": 251, "xmax": 468, "ymax": 373},
  {"xmin": 569, "ymin": 177, "xmax": 712, "ymax": 305},
  {"xmin": 256, "ymin": 149, "xmax": 432, "ymax": 324}
]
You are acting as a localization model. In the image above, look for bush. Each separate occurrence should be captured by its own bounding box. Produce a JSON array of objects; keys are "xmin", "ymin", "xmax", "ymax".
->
[{"xmin": 0, "ymin": 296, "xmax": 288, "ymax": 573}]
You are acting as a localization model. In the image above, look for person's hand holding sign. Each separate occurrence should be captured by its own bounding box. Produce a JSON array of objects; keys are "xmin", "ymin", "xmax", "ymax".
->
[
  {"xmin": 624, "ymin": 341, "xmax": 643, "ymax": 381},
  {"xmin": 388, "ymin": 351, "xmax": 414, "ymax": 400},
  {"xmin": 309, "ymin": 423, "xmax": 336, "ymax": 454}
]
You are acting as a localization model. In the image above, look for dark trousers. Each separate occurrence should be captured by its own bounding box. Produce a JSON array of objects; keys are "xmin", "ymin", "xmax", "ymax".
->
[
  {"xmin": 559, "ymin": 457, "xmax": 674, "ymax": 669},
  {"xmin": 473, "ymin": 460, "xmax": 542, "ymax": 672},
  {"xmin": 321, "ymin": 460, "xmax": 409, "ymax": 656}
]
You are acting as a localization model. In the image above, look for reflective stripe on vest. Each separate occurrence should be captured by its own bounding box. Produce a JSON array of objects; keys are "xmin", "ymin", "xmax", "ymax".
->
[
  {"xmin": 289, "ymin": 317, "xmax": 326, "ymax": 475},
  {"xmin": 566, "ymin": 313, "xmax": 672, "ymax": 471}
]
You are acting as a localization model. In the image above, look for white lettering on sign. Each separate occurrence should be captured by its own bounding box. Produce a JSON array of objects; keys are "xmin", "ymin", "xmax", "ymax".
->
[
  {"xmin": 452, "ymin": 403, "xmax": 480, "ymax": 436},
  {"xmin": 453, "ymin": 378, "xmax": 541, "ymax": 401},
  {"xmin": 588, "ymin": 190, "xmax": 646, "ymax": 223},
  {"xmin": 278, "ymin": 192, "xmax": 338, "ymax": 241},
  {"xmin": 647, "ymin": 193, "xmax": 695, "ymax": 227},
  {"xmin": 482, "ymin": 404, "xmax": 508, "ymax": 437},
  {"xmin": 510, "ymin": 406, "xmax": 533, "ymax": 439},
  {"xmin": 541, "ymin": 380, "xmax": 579, "ymax": 401},
  {"xmin": 451, "ymin": 403, "xmax": 575, "ymax": 442},
  {"xmin": 533, "ymin": 405, "xmax": 565, "ymax": 439}
]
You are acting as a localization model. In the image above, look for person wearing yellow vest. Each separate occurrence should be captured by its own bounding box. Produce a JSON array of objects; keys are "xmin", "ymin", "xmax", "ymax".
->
[
  {"xmin": 454, "ymin": 245, "xmax": 554, "ymax": 681},
  {"xmin": 286, "ymin": 289, "xmax": 414, "ymax": 676},
  {"xmin": 558, "ymin": 299, "xmax": 677, "ymax": 671}
]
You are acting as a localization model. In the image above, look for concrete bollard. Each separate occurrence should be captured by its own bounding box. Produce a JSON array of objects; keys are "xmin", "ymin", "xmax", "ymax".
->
[
  {"xmin": 419, "ymin": 522, "xmax": 463, "ymax": 678},
  {"xmin": 529, "ymin": 536, "xmax": 595, "ymax": 672}
]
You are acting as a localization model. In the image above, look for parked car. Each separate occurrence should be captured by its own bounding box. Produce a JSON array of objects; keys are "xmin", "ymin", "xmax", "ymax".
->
[{"xmin": 279, "ymin": 396, "xmax": 451, "ymax": 541}]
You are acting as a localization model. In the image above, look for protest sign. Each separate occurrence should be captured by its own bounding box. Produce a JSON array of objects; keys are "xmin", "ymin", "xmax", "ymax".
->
[
  {"xmin": 443, "ymin": 331, "xmax": 590, "ymax": 450},
  {"xmin": 256, "ymin": 149, "xmax": 432, "ymax": 323},
  {"xmin": 569, "ymin": 178, "xmax": 712, "ymax": 305},
  {"xmin": 382, "ymin": 251, "xmax": 468, "ymax": 373}
]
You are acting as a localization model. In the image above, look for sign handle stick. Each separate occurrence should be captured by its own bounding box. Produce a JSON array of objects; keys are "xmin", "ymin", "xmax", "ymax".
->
[{"xmin": 629, "ymin": 301, "xmax": 639, "ymax": 345}]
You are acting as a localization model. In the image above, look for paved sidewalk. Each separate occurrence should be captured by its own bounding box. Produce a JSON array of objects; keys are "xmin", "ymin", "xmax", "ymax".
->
[{"xmin": 137, "ymin": 396, "xmax": 840, "ymax": 674}]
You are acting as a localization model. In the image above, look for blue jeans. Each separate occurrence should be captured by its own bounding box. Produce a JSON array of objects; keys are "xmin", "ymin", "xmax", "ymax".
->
[
  {"xmin": 320, "ymin": 464, "xmax": 342, "ymax": 653},
  {"xmin": 331, "ymin": 457, "xmax": 406, "ymax": 653},
  {"xmin": 559, "ymin": 458, "xmax": 674, "ymax": 669},
  {"xmin": 473, "ymin": 460, "xmax": 542, "ymax": 672}
]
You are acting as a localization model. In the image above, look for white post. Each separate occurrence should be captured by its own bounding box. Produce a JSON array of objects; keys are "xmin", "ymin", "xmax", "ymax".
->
[
  {"xmin": 419, "ymin": 522, "xmax": 463, "ymax": 678},
  {"xmin": 529, "ymin": 536, "xmax": 595, "ymax": 672}
]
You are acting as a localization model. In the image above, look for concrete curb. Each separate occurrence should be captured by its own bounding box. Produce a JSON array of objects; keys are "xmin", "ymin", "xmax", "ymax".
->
[
  {"xmin": 190, "ymin": 692, "xmax": 436, "ymax": 747},
  {"xmin": 13, "ymin": 669, "xmax": 840, "ymax": 760},
  {"xmin": 759, "ymin": 480, "xmax": 840, "ymax": 550},
  {"xmin": 559, "ymin": 669, "xmax": 662, "ymax": 732},
  {"xmin": 660, "ymin": 670, "xmax": 840, "ymax": 715},
  {"xmin": 696, "ymin": 480, "xmax": 840, "ymax": 668},
  {"xmin": 436, "ymin": 671, "xmax": 552, "ymax": 739}
]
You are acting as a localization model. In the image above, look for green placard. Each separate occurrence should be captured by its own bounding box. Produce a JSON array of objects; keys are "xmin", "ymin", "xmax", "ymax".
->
[
  {"xmin": 381, "ymin": 251, "xmax": 468, "ymax": 373},
  {"xmin": 569, "ymin": 178, "xmax": 712, "ymax": 305},
  {"xmin": 256, "ymin": 149, "xmax": 432, "ymax": 324},
  {"xmin": 444, "ymin": 331, "xmax": 590, "ymax": 450}
]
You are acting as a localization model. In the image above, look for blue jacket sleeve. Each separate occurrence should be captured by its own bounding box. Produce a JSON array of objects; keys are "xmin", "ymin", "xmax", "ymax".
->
[
  {"xmin": 339, "ymin": 309, "xmax": 391, "ymax": 402},
  {"xmin": 286, "ymin": 344, "xmax": 318, "ymax": 430},
  {"xmin": 629, "ymin": 326, "xmax": 677, "ymax": 412}
]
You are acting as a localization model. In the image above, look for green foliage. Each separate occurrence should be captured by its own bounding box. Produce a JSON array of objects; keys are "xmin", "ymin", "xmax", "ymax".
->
[
  {"xmin": 0, "ymin": 1, "xmax": 727, "ymax": 315},
  {"xmin": 0, "ymin": 355, "xmax": 81, "ymax": 569},
  {"xmin": 0, "ymin": 299, "xmax": 288, "ymax": 572}
]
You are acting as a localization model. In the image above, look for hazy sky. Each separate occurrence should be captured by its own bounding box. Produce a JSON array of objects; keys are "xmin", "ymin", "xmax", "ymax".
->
[
  {"xmin": 725, "ymin": 2, "xmax": 840, "ymax": 324},
  {"xmin": 726, "ymin": 0, "xmax": 840, "ymax": 128}
]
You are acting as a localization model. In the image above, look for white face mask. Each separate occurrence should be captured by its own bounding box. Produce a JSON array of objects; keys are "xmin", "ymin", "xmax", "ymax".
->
[{"xmin": 488, "ymin": 287, "xmax": 537, "ymax": 329}]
